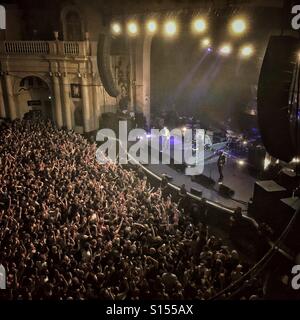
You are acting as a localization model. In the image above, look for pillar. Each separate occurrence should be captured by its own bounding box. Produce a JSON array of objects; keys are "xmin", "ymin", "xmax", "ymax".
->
[
  {"xmin": 134, "ymin": 35, "xmax": 152, "ymax": 125},
  {"xmin": 93, "ymin": 83, "xmax": 100, "ymax": 129},
  {"xmin": 4, "ymin": 74, "xmax": 17, "ymax": 120},
  {"xmin": 0, "ymin": 78, "xmax": 6, "ymax": 118},
  {"xmin": 52, "ymin": 76, "xmax": 63, "ymax": 128},
  {"xmin": 61, "ymin": 74, "xmax": 72, "ymax": 130},
  {"xmin": 81, "ymin": 75, "xmax": 91, "ymax": 132},
  {"xmin": 128, "ymin": 39, "xmax": 136, "ymax": 112}
]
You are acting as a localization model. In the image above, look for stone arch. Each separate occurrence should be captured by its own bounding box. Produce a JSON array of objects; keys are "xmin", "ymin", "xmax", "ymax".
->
[
  {"xmin": 13, "ymin": 73, "xmax": 52, "ymax": 95},
  {"xmin": 14, "ymin": 74, "xmax": 54, "ymax": 120}
]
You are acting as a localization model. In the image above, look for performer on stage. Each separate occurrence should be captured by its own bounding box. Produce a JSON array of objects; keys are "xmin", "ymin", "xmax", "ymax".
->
[{"xmin": 217, "ymin": 152, "xmax": 226, "ymax": 182}]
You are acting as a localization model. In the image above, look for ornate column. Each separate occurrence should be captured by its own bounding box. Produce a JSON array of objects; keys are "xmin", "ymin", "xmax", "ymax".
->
[
  {"xmin": 52, "ymin": 75, "xmax": 63, "ymax": 128},
  {"xmin": 81, "ymin": 75, "xmax": 91, "ymax": 132},
  {"xmin": 93, "ymin": 82, "xmax": 100, "ymax": 129},
  {"xmin": 61, "ymin": 73, "xmax": 72, "ymax": 130},
  {"xmin": 0, "ymin": 78, "xmax": 7, "ymax": 118},
  {"xmin": 4, "ymin": 74, "xmax": 17, "ymax": 120}
]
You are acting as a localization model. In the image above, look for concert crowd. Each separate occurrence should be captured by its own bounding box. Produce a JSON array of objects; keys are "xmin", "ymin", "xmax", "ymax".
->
[{"xmin": 0, "ymin": 119, "xmax": 263, "ymax": 300}]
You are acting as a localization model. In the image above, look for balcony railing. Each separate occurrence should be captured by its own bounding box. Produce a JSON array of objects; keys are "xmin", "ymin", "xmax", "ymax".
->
[
  {"xmin": 0, "ymin": 40, "xmax": 90, "ymax": 57},
  {"xmin": 4, "ymin": 41, "xmax": 50, "ymax": 55},
  {"xmin": 63, "ymin": 42, "xmax": 80, "ymax": 55}
]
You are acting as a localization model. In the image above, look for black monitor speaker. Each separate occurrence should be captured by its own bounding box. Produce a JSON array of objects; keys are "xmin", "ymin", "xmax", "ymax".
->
[
  {"xmin": 218, "ymin": 184, "xmax": 235, "ymax": 198},
  {"xmin": 190, "ymin": 188, "xmax": 203, "ymax": 197},
  {"xmin": 191, "ymin": 174, "xmax": 215, "ymax": 188}
]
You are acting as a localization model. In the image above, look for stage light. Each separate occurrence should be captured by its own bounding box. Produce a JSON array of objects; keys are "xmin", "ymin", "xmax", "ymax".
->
[
  {"xmin": 146, "ymin": 20, "xmax": 157, "ymax": 34},
  {"xmin": 111, "ymin": 22, "xmax": 121, "ymax": 35},
  {"xmin": 164, "ymin": 20, "xmax": 177, "ymax": 36},
  {"xmin": 237, "ymin": 159, "xmax": 245, "ymax": 166},
  {"xmin": 231, "ymin": 18, "xmax": 247, "ymax": 35},
  {"xmin": 201, "ymin": 38, "xmax": 211, "ymax": 48},
  {"xmin": 182, "ymin": 127, "xmax": 187, "ymax": 132},
  {"xmin": 242, "ymin": 140, "xmax": 248, "ymax": 145},
  {"xmin": 193, "ymin": 18, "xmax": 207, "ymax": 33},
  {"xmin": 264, "ymin": 157, "xmax": 271, "ymax": 170},
  {"xmin": 219, "ymin": 44, "xmax": 232, "ymax": 56},
  {"xmin": 127, "ymin": 22, "xmax": 138, "ymax": 35},
  {"xmin": 240, "ymin": 45, "xmax": 254, "ymax": 58}
]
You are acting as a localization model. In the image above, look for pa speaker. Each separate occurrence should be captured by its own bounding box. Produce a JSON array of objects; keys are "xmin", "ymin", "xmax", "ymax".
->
[
  {"xmin": 218, "ymin": 184, "xmax": 235, "ymax": 198},
  {"xmin": 257, "ymin": 35, "xmax": 299, "ymax": 163},
  {"xmin": 191, "ymin": 174, "xmax": 215, "ymax": 188},
  {"xmin": 97, "ymin": 34, "xmax": 119, "ymax": 97}
]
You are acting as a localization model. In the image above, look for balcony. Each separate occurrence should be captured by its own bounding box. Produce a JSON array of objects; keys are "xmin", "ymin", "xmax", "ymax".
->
[{"xmin": 0, "ymin": 40, "xmax": 91, "ymax": 57}]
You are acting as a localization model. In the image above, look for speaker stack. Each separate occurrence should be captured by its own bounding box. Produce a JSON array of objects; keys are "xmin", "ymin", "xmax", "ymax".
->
[
  {"xmin": 97, "ymin": 34, "xmax": 119, "ymax": 98},
  {"xmin": 257, "ymin": 35, "xmax": 299, "ymax": 163},
  {"xmin": 253, "ymin": 35, "xmax": 300, "ymax": 252}
]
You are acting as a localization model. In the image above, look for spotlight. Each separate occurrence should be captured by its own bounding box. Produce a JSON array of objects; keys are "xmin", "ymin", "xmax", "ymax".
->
[
  {"xmin": 111, "ymin": 23, "xmax": 121, "ymax": 35},
  {"xmin": 201, "ymin": 38, "xmax": 211, "ymax": 48},
  {"xmin": 237, "ymin": 159, "xmax": 245, "ymax": 166},
  {"xmin": 240, "ymin": 45, "xmax": 254, "ymax": 58},
  {"xmin": 264, "ymin": 157, "xmax": 271, "ymax": 170},
  {"xmin": 231, "ymin": 18, "xmax": 247, "ymax": 35},
  {"xmin": 193, "ymin": 18, "xmax": 207, "ymax": 33},
  {"xmin": 127, "ymin": 22, "xmax": 138, "ymax": 35},
  {"xmin": 219, "ymin": 44, "xmax": 232, "ymax": 56},
  {"xmin": 164, "ymin": 20, "xmax": 177, "ymax": 36},
  {"xmin": 146, "ymin": 20, "xmax": 157, "ymax": 34}
]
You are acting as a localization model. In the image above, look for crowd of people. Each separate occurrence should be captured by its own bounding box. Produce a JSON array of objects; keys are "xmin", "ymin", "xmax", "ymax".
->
[{"xmin": 0, "ymin": 119, "xmax": 263, "ymax": 300}]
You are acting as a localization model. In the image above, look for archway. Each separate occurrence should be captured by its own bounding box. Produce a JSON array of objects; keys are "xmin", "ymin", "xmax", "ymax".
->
[{"xmin": 17, "ymin": 76, "xmax": 54, "ymax": 120}]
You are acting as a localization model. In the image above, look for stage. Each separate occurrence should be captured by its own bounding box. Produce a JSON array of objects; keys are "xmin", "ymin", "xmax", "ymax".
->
[{"xmin": 146, "ymin": 153, "xmax": 256, "ymax": 211}]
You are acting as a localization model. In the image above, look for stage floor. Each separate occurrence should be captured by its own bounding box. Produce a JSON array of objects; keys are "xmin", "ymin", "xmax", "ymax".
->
[{"xmin": 146, "ymin": 155, "xmax": 256, "ymax": 211}]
